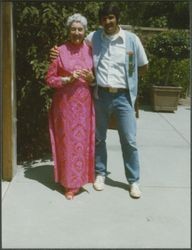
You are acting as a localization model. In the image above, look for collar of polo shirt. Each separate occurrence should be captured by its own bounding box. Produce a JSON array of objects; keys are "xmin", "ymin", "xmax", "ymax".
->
[{"xmin": 102, "ymin": 26, "xmax": 125, "ymax": 43}]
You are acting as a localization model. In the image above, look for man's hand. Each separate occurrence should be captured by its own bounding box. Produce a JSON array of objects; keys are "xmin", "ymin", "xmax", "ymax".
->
[
  {"xmin": 50, "ymin": 45, "xmax": 59, "ymax": 62},
  {"xmin": 138, "ymin": 64, "xmax": 148, "ymax": 77}
]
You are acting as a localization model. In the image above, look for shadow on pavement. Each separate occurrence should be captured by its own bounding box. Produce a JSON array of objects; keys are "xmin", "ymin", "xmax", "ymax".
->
[
  {"xmin": 105, "ymin": 176, "xmax": 129, "ymax": 191},
  {"xmin": 24, "ymin": 165, "xmax": 63, "ymax": 194},
  {"xmin": 24, "ymin": 164, "xmax": 89, "ymax": 195}
]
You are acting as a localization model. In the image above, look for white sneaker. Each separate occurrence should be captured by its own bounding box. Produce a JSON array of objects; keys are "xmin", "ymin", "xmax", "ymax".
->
[
  {"xmin": 129, "ymin": 183, "xmax": 141, "ymax": 198},
  {"xmin": 93, "ymin": 175, "xmax": 105, "ymax": 191}
]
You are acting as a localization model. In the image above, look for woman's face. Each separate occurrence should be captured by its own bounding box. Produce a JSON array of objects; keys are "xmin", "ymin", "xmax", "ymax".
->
[{"xmin": 69, "ymin": 22, "xmax": 85, "ymax": 44}]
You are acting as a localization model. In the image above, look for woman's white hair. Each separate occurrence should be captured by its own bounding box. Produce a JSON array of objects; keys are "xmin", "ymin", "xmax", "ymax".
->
[{"xmin": 66, "ymin": 13, "xmax": 87, "ymax": 30}]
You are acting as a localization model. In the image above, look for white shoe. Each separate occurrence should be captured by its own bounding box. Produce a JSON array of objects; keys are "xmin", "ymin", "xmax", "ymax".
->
[
  {"xmin": 129, "ymin": 183, "xmax": 141, "ymax": 198},
  {"xmin": 93, "ymin": 175, "xmax": 105, "ymax": 191}
]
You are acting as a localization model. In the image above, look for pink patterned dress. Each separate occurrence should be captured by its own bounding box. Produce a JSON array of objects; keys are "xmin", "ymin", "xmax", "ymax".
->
[{"xmin": 45, "ymin": 41, "xmax": 95, "ymax": 189}]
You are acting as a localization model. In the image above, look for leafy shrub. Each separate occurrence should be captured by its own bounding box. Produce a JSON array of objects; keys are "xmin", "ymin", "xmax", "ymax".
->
[{"xmin": 146, "ymin": 30, "xmax": 190, "ymax": 85}]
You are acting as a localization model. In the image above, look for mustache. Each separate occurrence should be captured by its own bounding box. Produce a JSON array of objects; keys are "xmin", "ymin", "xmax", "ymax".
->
[
  {"xmin": 71, "ymin": 36, "xmax": 83, "ymax": 39},
  {"xmin": 105, "ymin": 25, "xmax": 114, "ymax": 28}
]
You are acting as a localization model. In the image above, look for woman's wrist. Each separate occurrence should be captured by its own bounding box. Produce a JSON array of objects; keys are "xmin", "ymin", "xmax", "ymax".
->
[{"xmin": 61, "ymin": 76, "xmax": 72, "ymax": 85}]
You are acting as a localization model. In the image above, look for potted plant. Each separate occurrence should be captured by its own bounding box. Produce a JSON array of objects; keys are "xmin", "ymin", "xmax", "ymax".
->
[{"xmin": 147, "ymin": 30, "xmax": 189, "ymax": 111}]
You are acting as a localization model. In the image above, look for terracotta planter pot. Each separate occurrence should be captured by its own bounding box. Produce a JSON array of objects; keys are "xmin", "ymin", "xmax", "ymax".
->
[{"xmin": 151, "ymin": 85, "xmax": 182, "ymax": 112}]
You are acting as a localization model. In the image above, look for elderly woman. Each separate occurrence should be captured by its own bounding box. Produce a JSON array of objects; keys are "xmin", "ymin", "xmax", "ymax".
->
[{"xmin": 45, "ymin": 13, "xmax": 95, "ymax": 200}]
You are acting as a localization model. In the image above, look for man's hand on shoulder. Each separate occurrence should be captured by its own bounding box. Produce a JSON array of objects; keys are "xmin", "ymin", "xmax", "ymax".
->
[
  {"xmin": 85, "ymin": 31, "xmax": 95, "ymax": 47},
  {"xmin": 49, "ymin": 45, "xmax": 59, "ymax": 62}
]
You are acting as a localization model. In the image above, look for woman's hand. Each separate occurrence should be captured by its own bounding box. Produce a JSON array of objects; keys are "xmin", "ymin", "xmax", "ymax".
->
[
  {"xmin": 80, "ymin": 69, "xmax": 95, "ymax": 84},
  {"xmin": 62, "ymin": 70, "xmax": 95, "ymax": 85},
  {"xmin": 64, "ymin": 70, "xmax": 82, "ymax": 84},
  {"xmin": 61, "ymin": 70, "xmax": 82, "ymax": 85}
]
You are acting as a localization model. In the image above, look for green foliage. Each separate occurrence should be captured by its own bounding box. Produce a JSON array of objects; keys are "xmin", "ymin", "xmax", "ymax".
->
[
  {"xmin": 145, "ymin": 30, "xmax": 190, "ymax": 86},
  {"xmin": 147, "ymin": 16, "xmax": 168, "ymax": 28},
  {"xmin": 147, "ymin": 30, "xmax": 189, "ymax": 60},
  {"xmin": 118, "ymin": 1, "xmax": 189, "ymax": 29},
  {"xmin": 140, "ymin": 57, "xmax": 189, "ymax": 100},
  {"xmin": 142, "ymin": 1, "xmax": 189, "ymax": 29}
]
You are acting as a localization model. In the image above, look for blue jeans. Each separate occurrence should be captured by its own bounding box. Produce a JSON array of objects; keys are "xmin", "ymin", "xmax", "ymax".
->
[{"xmin": 94, "ymin": 87, "xmax": 140, "ymax": 184}]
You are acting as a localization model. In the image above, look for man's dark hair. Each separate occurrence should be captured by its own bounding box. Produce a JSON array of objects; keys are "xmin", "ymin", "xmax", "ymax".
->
[{"xmin": 98, "ymin": 3, "xmax": 120, "ymax": 23}]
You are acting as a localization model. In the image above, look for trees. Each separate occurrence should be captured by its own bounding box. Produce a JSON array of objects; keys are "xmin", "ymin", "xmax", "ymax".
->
[
  {"xmin": 147, "ymin": 30, "xmax": 189, "ymax": 85},
  {"xmin": 139, "ymin": 1, "xmax": 189, "ymax": 28},
  {"xmin": 116, "ymin": 1, "xmax": 189, "ymax": 28}
]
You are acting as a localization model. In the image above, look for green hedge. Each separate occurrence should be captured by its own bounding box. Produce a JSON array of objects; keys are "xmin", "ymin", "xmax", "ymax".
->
[{"xmin": 137, "ymin": 29, "xmax": 190, "ymax": 103}]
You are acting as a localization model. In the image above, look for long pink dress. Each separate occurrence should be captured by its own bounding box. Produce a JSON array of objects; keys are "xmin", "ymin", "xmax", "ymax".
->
[{"xmin": 45, "ymin": 41, "xmax": 95, "ymax": 189}]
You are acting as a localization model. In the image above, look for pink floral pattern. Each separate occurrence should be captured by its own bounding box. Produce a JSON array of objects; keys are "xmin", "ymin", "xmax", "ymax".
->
[{"xmin": 45, "ymin": 42, "xmax": 95, "ymax": 189}]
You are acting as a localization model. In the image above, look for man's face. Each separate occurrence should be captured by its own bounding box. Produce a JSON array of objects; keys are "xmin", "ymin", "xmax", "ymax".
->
[{"xmin": 100, "ymin": 14, "xmax": 118, "ymax": 35}]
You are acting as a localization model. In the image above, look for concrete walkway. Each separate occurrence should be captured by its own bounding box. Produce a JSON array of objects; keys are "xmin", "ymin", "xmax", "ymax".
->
[{"xmin": 2, "ymin": 103, "xmax": 191, "ymax": 248}]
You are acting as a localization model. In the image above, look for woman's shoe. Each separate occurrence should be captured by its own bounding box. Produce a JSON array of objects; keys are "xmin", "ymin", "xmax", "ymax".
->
[{"xmin": 64, "ymin": 188, "xmax": 80, "ymax": 200}]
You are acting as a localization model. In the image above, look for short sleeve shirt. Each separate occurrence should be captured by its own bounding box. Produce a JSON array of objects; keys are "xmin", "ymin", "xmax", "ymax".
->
[{"xmin": 85, "ymin": 27, "xmax": 148, "ymax": 88}]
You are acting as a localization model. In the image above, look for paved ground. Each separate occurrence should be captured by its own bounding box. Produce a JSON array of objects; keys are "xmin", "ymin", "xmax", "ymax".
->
[{"xmin": 2, "ymin": 103, "xmax": 191, "ymax": 248}]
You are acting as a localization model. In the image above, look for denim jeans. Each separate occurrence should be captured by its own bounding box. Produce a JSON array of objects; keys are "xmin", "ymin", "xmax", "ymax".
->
[{"xmin": 94, "ymin": 87, "xmax": 140, "ymax": 184}]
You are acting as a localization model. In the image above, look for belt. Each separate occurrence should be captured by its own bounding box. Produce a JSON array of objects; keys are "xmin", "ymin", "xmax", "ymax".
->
[{"xmin": 98, "ymin": 86, "xmax": 128, "ymax": 93}]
